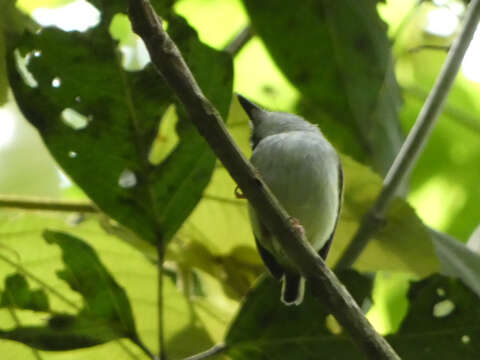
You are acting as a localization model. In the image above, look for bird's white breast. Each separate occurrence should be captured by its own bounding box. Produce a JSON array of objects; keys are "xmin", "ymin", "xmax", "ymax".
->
[{"xmin": 249, "ymin": 131, "xmax": 340, "ymax": 265}]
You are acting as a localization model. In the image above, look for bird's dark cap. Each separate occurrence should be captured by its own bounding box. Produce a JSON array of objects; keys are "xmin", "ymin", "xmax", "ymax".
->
[{"xmin": 236, "ymin": 93, "xmax": 263, "ymax": 119}]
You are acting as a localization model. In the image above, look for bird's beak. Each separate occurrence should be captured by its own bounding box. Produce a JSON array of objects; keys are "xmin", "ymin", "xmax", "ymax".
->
[{"xmin": 236, "ymin": 94, "xmax": 262, "ymax": 120}]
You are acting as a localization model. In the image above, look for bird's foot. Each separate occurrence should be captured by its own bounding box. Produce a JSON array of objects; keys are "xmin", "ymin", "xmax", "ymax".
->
[
  {"xmin": 289, "ymin": 217, "xmax": 305, "ymax": 237},
  {"xmin": 234, "ymin": 185, "xmax": 246, "ymax": 199}
]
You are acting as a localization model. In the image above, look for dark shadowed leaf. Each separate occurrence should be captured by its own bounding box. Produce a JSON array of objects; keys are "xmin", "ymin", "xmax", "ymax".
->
[
  {"xmin": 225, "ymin": 271, "xmax": 372, "ymax": 359},
  {"xmin": 7, "ymin": 9, "xmax": 232, "ymax": 245},
  {"xmin": 389, "ymin": 274, "xmax": 480, "ymax": 358},
  {"xmin": 242, "ymin": 0, "xmax": 403, "ymax": 174},
  {"xmin": 225, "ymin": 271, "xmax": 480, "ymax": 359},
  {"xmin": 0, "ymin": 273, "xmax": 49, "ymax": 312}
]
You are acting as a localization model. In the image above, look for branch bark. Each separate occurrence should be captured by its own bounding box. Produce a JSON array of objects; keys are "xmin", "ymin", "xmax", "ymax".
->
[
  {"xmin": 335, "ymin": 0, "xmax": 480, "ymax": 270},
  {"xmin": 127, "ymin": 1, "xmax": 400, "ymax": 359}
]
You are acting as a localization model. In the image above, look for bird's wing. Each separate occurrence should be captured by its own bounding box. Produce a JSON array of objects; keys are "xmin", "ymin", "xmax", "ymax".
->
[
  {"xmin": 254, "ymin": 237, "xmax": 284, "ymax": 280},
  {"xmin": 318, "ymin": 160, "xmax": 344, "ymax": 260}
]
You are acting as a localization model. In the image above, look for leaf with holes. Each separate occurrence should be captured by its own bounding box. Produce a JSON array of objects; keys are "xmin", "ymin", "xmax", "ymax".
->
[
  {"xmin": 225, "ymin": 271, "xmax": 373, "ymax": 359},
  {"xmin": 7, "ymin": 10, "xmax": 232, "ymax": 245},
  {"xmin": 388, "ymin": 274, "xmax": 480, "ymax": 358}
]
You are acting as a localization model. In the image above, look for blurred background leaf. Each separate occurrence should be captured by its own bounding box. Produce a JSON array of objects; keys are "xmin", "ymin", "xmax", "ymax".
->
[{"xmin": 241, "ymin": 0, "xmax": 404, "ymax": 176}]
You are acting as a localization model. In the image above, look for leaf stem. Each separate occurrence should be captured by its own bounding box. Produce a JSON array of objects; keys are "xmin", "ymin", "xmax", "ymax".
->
[
  {"xmin": 128, "ymin": 1, "xmax": 400, "ymax": 359},
  {"xmin": 0, "ymin": 195, "xmax": 97, "ymax": 213},
  {"xmin": 224, "ymin": 25, "xmax": 253, "ymax": 56},
  {"xmin": 176, "ymin": 343, "xmax": 228, "ymax": 360},
  {"xmin": 335, "ymin": 0, "xmax": 480, "ymax": 270}
]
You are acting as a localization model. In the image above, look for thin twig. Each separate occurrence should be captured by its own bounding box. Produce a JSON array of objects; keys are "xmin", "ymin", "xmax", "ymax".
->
[
  {"xmin": 407, "ymin": 44, "xmax": 451, "ymax": 54},
  {"xmin": 335, "ymin": 0, "xmax": 480, "ymax": 270},
  {"xmin": 177, "ymin": 343, "xmax": 227, "ymax": 360},
  {"xmin": 0, "ymin": 195, "xmax": 97, "ymax": 213},
  {"xmin": 224, "ymin": 25, "xmax": 253, "ymax": 56},
  {"xmin": 127, "ymin": 1, "xmax": 400, "ymax": 359},
  {"xmin": 157, "ymin": 242, "xmax": 167, "ymax": 360}
]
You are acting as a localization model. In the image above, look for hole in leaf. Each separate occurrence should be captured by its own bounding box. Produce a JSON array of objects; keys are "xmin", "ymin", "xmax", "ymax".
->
[
  {"xmin": 461, "ymin": 335, "xmax": 471, "ymax": 344},
  {"xmin": 118, "ymin": 169, "xmax": 137, "ymax": 188},
  {"xmin": 61, "ymin": 108, "xmax": 90, "ymax": 130},
  {"xmin": 325, "ymin": 314, "xmax": 342, "ymax": 335},
  {"xmin": 68, "ymin": 151, "xmax": 77, "ymax": 158},
  {"xmin": 433, "ymin": 299, "xmax": 455, "ymax": 318},
  {"xmin": 51, "ymin": 77, "xmax": 62, "ymax": 88},
  {"xmin": 149, "ymin": 104, "xmax": 179, "ymax": 165},
  {"xmin": 109, "ymin": 13, "xmax": 150, "ymax": 70},
  {"xmin": 14, "ymin": 49, "xmax": 38, "ymax": 88},
  {"xmin": 32, "ymin": 50, "xmax": 42, "ymax": 57},
  {"xmin": 32, "ymin": 0, "xmax": 101, "ymax": 32}
]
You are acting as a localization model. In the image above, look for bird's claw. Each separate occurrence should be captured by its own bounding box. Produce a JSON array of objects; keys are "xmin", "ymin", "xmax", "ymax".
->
[
  {"xmin": 234, "ymin": 185, "xmax": 246, "ymax": 199},
  {"xmin": 289, "ymin": 217, "xmax": 305, "ymax": 237}
]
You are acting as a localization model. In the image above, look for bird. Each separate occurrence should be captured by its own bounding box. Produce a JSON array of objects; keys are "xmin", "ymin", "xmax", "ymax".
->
[{"xmin": 237, "ymin": 94, "xmax": 343, "ymax": 306}]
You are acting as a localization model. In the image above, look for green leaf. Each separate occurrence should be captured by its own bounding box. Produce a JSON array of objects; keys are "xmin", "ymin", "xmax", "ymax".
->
[
  {"xmin": 0, "ymin": 230, "xmax": 145, "ymax": 351},
  {"xmin": 0, "ymin": 273, "xmax": 49, "ymax": 312},
  {"xmin": 0, "ymin": 211, "xmax": 239, "ymax": 358},
  {"xmin": 242, "ymin": 0, "xmax": 403, "ymax": 174},
  {"xmin": 7, "ymin": 13, "xmax": 232, "ymax": 245},
  {"xmin": 44, "ymin": 230, "xmax": 138, "ymax": 335},
  {"xmin": 389, "ymin": 274, "xmax": 480, "ymax": 358},
  {"xmin": 225, "ymin": 271, "xmax": 372, "ymax": 359},
  {"xmin": 225, "ymin": 272, "xmax": 480, "ymax": 359},
  {"xmin": 430, "ymin": 230, "xmax": 480, "ymax": 298},
  {"xmin": 330, "ymin": 156, "xmax": 439, "ymax": 276},
  {"xmin": 0, "ymin": 315, "xmax": 127, "ymax": 351}
]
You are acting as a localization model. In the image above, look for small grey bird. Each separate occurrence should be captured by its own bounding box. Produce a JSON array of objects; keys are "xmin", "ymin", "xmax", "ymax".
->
[{"xmin": 238, "ymin": 94, "xmax": 343, "ymax": 306}]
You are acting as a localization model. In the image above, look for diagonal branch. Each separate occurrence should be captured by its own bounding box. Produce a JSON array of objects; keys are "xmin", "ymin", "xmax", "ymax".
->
[
  {"xmin": 336, "ymin": 0, "xmax": 480, "ymax": 270},
  {"xmin": 127, "ymin": 1, "xmax": 400, "ymax": 359}
]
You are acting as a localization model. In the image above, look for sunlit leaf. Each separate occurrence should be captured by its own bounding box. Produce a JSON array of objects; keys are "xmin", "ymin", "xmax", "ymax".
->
[
  {"xmin": 0, "ymin": 273, "xmax": 49, "ymax": 312},
  {"xmin": 330, "ymin": 156, "xmax": 439, "ymax": 276}
]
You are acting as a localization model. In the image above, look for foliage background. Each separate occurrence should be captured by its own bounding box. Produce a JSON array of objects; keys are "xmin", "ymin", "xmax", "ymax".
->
[{"xmin": 1, "ymin": 0, "xmax": 480, "ymax": 359}]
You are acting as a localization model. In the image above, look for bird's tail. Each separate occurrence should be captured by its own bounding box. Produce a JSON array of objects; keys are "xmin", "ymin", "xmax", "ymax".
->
[{"xmin": 281, "ymin": 272, "xmax": 305, "ymax": 306}]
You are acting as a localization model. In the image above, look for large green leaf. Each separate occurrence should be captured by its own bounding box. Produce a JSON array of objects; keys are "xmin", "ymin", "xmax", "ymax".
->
[
  {"xmin": 242, "ymin": 0, "xmax": 404, "ymax": 174},
  {"xmin": 226, "ymin": 271, "xmax": 480, "ymax": 359},
  {"xmin": 7, "ymin": 8, "xmax": 232, "ymax": 245},
  {"xmin": 225, "ymin": 271, "xmax": 373, "ymax": 359},
  {"xmin": 390, "ymin": 274, "xmax": 480, "ymax": 358},
  {"xmin": 330, "ymin": 156, "xmax": 439, "ymax": 276}
]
